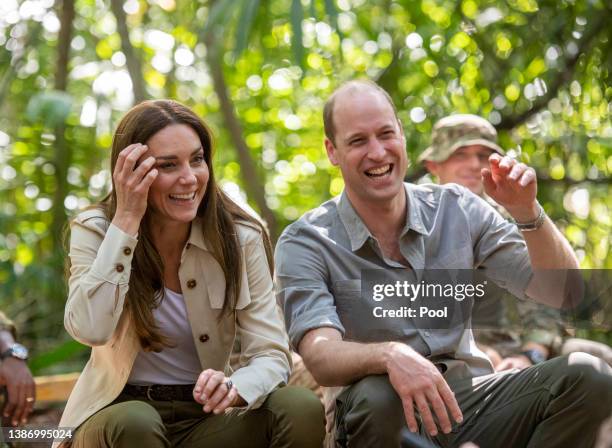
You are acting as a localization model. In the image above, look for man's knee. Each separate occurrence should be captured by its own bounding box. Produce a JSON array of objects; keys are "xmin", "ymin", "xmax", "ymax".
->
[
  {"xmin": 336, "ymin": 375, "xmax": 405, "ymax": 446},
  {"xmin": 346, "ymin": 375, "xmax": 402, "ymax": 418},
  {"xmin": 564, "ymin": 352, "xmax": 612, "ymax": 415}
]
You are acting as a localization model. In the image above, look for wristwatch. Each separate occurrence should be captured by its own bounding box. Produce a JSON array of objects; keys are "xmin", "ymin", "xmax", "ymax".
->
[
  {"xmin": 520, "ymin": 349, "xmax": 546, "ymax": 365},
  {"xmin": 0, "ymin": 343, "xmax": 29, "ymax": 361}
]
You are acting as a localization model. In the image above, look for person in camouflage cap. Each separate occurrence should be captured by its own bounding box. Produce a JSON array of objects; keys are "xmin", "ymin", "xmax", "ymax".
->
[
  {"xmin": 419, "ymin": 114, "xmax": 504, "ymax": 196},
  {"xmin": 421, "ymin": 113, "xmax": 612, "ymax": 370}
]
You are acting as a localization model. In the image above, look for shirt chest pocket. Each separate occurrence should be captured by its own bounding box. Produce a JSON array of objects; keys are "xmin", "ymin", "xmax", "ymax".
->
[{"xmin": 429, "ymin": 246, "xmax": 473, "ymax": 269}]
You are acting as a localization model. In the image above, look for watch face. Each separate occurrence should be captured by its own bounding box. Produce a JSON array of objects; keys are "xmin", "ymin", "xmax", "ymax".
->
[{"xmin": 11, "ymin": 344, "xmax": 28, "ymax": 360}]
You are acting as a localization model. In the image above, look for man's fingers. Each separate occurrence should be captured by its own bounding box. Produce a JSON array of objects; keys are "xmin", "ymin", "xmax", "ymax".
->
[
  {"xmin": 498, "ymin": 156, "xmax": 515, "ymax": 171},
  {"xmin": 402, "ymin": 396, "xmax": 418, "ymax": 433},
  {"xmin": 508, "ymin": 163, "xmax": 527, "ymax": 181},
  {"xmin": 4, "ymin": 384, "xmax": 21, "ymax": 425},
  {"xmin": 518, "ymin": 167, "xmax": 536, "ymax": 187},
  {"xmin": 437, "ymin": 379, "xmax": 463, "ymax": 424},
  {"xmin": 425, "ymin": 388, "xmax": 452, "ymax": 434},
  {"xmin": 13, "ymin": 393, "xmax": 26, "ymax": 426},
  {"xmin": 414, "ymin": 393, "xmax": 437, "ymax": 436},
  {"xmin": 481, "ymin": 168, "xmax": 496, "ymax": 193}
]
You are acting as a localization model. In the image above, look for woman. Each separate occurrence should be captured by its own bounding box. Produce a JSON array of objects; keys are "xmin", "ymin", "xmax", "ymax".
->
[{"xmin": 57, "ymin": 100, "xmax": 324, "ymax": 448}]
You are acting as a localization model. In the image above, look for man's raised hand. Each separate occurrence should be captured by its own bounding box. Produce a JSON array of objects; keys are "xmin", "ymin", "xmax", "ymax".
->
[{"xmin": 482, "ymin": 154, "xmax": 539, "ymax": 222}]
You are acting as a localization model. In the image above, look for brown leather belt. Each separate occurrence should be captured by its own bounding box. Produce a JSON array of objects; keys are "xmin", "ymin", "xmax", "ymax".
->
[{"xmin": 122, "ymin": 384, "xmax": 196, "ymax": 401}]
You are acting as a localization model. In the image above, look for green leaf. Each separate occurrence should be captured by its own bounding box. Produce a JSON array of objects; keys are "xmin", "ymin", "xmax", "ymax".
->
[
  {"xmin": 25, "ymin": 91, "xmax": 73, "ymax": 128},
  {"xmin": 290, "ymin": 0, "xmax": 304, "ymax": 68},
  {"xmin": 203, "ymin": 0, "xmax": 237, "ymax": 38},
  {"xmin": 29, "ymin": 340, "xmax": 87, "ymax": 374},
  {"xmin": 234, "ymin": 0, "xmax": 261, "ymax": 58}
]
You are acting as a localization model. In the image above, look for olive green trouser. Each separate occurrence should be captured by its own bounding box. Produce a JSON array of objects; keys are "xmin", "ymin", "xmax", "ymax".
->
[
  {"xmin": 72, "ymin": 386, "xmax": 325, "ymax": 448},
  {"xmin": 334, "ymin": 353, "xmax": 612, "ymax": 448}
]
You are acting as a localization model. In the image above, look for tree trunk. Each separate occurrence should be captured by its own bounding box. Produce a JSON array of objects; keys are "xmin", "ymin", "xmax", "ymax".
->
[
  {"xmin": 51, "ymin": 0, "xmax": 74, "ymax": 263},
  {"xmin": 203, "ymin": 32, "xmax": 279, "ymax": 241},
  {"xmin": 110, "ymin": 0, "xmax": 147, "ymax": 103}
]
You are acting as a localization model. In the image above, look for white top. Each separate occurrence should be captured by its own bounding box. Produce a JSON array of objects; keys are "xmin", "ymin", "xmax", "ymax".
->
[{"xmin": 127, "ymin": 288, "xmax": 202, "ymax": 385}]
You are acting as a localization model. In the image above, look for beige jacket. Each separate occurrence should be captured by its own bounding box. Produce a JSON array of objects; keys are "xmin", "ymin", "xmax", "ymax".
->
[{"xmin": 56, "ymin": 208, "xmax": 291, "ymax": 444}]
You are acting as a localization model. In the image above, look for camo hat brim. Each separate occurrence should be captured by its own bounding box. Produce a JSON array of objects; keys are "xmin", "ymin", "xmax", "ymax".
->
[
  {"xmin": 417, "ymin": 114, "xmax": 505, "ymax": 163},
  {"xmin": 419, "ymin": 138, "xmax": 504, "ymax": 163}
]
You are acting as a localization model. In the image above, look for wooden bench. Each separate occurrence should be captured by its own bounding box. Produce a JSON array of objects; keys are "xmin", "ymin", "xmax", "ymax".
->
[{"xmin": 34, "ymin": 372, "xmax": 79, "ymax": 405}]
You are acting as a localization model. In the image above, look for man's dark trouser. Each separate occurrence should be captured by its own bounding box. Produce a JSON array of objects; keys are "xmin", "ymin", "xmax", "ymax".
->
[
  {"xmin": 73, "ymin": 386, "xmax": 325, "ymax": 448},
  {"xmin": 334, "ymin": 353, "xmax": 612, "ymax": 447}
]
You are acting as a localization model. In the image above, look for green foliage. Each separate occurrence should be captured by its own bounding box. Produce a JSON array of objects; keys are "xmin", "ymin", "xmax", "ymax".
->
[{"xmin": 0, "ymin": 0, "xmax": 610, "ymax": 371}]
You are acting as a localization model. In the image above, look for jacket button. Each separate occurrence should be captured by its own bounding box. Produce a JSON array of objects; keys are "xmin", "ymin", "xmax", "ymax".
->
[
  {"xmin": 199, "ymin": 334, "xmax": 209, "ymax": 343},
  {"xmin": 187, "ymin": 279, "xmax": 197, "ymax": 289},
  {"xmin": 116, "ymin": 263, "xmax": 124, "ymax": 273},
  {"xmin": 123, "ymin": 247, "xmax": 132, "ymax": 255}
]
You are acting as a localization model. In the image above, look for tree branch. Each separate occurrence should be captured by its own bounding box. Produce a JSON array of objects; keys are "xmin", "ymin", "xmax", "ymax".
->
[
  {"xmin": 497, "ymin": 13, "xmax": 607, "ymax": 130},
  {"xmin": 51, "ymin": 0, "xmax": 74, "ymax": 262}
]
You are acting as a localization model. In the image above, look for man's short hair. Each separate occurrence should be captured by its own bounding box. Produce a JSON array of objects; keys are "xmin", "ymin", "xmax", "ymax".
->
[{"xmin": 323, "ymin": 80, "xmax": 399, "ymax": 145}]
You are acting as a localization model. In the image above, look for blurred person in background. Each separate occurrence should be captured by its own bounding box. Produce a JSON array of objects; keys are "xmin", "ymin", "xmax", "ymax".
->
[{"xmin": 0, "ymin": 310, "xmax": 35, "ymax": 427}]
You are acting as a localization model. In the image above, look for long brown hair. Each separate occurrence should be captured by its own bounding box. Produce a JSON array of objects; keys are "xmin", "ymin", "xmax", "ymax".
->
[{"xmin": 97, "ymin": 100, "xmax": 273, "ymax": 352}]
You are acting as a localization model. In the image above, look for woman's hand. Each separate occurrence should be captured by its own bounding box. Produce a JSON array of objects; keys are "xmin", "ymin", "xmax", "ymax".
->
[
  {"xmin": 112, "ymin": 143, "xmax": 158, "ymax": 236},
  {"xmin": 193, "ymin": 369, "xmax": 246, "ymax": 414}
]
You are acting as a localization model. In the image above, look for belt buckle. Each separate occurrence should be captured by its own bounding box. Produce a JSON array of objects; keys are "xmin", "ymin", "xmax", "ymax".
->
[{"xmin": 145, "ymin": 385, "xmax": 154, "ymax": 401}]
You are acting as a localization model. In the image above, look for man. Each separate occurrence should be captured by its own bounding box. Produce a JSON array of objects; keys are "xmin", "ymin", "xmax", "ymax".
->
[
  {"xmin": 0, "ymin": 311, "xmax": 35, "ymax": 427},
  {"xmin": 275, "ymin": 80, "xmax": 612, "ymax": 447},
  {"xmin": 421, "ymin": 114, "xmax": 612, "ymax": 369}
]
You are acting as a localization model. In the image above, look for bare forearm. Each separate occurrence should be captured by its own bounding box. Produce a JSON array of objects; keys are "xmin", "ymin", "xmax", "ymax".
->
[
  {"xmin": 522, "ymin": 217, "xmax": 581, "ymax": 308},
  {"xmin": 299, "ymin": 329, "xmax": 392, "ymax": 386},
  {"xmin": 521, "ymin": 217, "xmax": 578, "ymax": 270}
]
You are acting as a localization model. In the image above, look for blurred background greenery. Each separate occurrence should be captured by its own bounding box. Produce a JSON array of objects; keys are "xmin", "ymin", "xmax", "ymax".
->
[{"xmin": 0, "ymin": 0, "xmax": 610, "ymax": 374}]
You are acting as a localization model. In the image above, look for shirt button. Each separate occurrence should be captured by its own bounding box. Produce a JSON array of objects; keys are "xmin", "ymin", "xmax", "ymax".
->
[
  {"xmin": 116, "ymin": 264, "xmax": 124, "ymax": 273},
  {"xmin": 187, "ymin": 279, "xmax": 197, "ymax": 289},
  {"xmin": 199, "ymin": 334, "xmax": 209, "ymax": 343},
  {"xmin": 123, "ymin": 247, "xmax": 132, "ymax": 255}
]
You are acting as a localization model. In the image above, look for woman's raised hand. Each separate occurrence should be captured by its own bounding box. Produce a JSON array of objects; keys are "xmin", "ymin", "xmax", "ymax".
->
[
  {"xmin": 111, "ymin": 144, "xmax": 158, "ymax": 236},
  {"xmin": 193, "ymin": 369, "xmax": 245, "ymax": 414}
]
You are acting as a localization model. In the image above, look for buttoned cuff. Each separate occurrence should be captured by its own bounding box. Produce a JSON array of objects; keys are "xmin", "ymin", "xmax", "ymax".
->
[{"xmin": 87, "ymin": 223, "xmax": 138, "ymax": 288}]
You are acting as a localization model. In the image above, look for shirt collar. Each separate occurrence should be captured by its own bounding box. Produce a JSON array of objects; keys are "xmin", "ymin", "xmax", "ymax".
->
[{"xmin": 337, "ymin": 183, "xmax": 428, "ymax": 252}]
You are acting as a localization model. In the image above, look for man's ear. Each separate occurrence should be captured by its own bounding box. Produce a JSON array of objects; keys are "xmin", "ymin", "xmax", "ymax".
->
[
  {"xmin": 325, "ymin": 138, "xmax": 339, "ymax": 166},
  {"xmin": 423, "ymin": 160, "xmax": 438, "ymax": 176}
]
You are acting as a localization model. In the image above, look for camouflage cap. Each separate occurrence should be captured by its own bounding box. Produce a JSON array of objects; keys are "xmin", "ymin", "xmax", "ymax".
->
[{"xmin": 418, "ymin": 114, "xmax": 504, "ymax": 163}]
